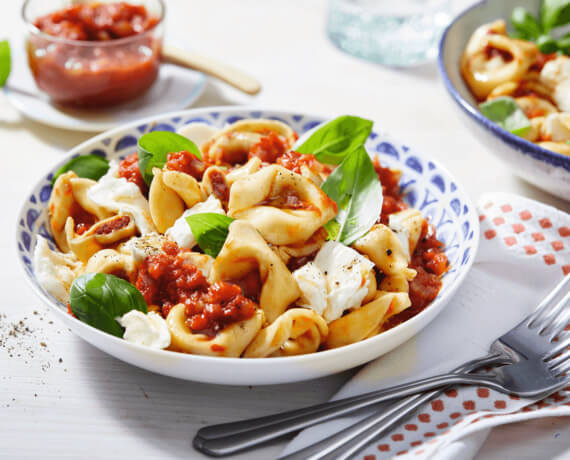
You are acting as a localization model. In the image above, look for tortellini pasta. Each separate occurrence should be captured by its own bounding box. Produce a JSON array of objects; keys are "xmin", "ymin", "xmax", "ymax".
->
[
  {"xmin": 228, "ymin": 165, "xmax": 337, "ymax": 245},
  {"xmin": 36, "ymin": 117, "xmax": 447, "ymax": 359},
  {"xmin": 211, "ymin": 220, "xmax": 300, "ymax": 323},
  {"xmin": 244, "ymin": 308, "xmax": 328, "ymax": 357},
  {"xmin": 460, "ymin": 20, "xmax": 538, "ymax": 100},
  {"xmin": 167, "ymin": 304, "xmax": 265, "ymax": 357},
  {"xmin": 462, "ymin": 22, "xmax": 570, "ymax": 157}
]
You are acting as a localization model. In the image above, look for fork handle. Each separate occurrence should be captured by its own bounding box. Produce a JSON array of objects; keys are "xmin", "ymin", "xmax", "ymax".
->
[
  {"xmin": 193, "ymin": 355, "xmax": 503, "ymax": 457},
  {"xmin": 279, "ymin": 353, "xmax": 507, "ymax": 460}
]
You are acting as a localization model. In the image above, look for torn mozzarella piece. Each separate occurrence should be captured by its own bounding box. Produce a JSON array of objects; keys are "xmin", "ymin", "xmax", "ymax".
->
[
  {"xmin": 121, "ymin": 233, "xmax": 167, "ymax": 264},
  {"xmin": 87, "ymin": 160, "xmax": 156, "ymax": 234},
  {"xmin": 165, "ymin": 196, "xmax": 225, "ymax": 249},
  {"xmin": 542, "ymin": 113, "xmax": 570, "ymax": 142},
  {"xmin": 176, "ymin": 122, "xmax": 218, "ymax": 149},
  {"xmin": 294, "ymin": 241, "xmax": 374, "ymax": 323},
  {"xmin": 293, "ymin": 262, "xmax": 328, "ymax": 316},
  {"xmin": 540, "ymin": 56, "xmax": 570, "ymax": 112},
  {"xmin": 33, "ymin": 236, "xmax": 82, "ymax": 303},
  {"xmin": 388, "ymin": 213, "xmax": 412, "ymax": 258},
  {"xmin": 117, "ymin": 310, "xmax": 171, "ymax": 349}
]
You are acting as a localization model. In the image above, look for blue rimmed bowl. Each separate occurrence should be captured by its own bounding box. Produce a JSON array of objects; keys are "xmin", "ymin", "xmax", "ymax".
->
[
  {"xmin": 438, "ymin": 0, "xmax": 570, "ymax": 201},
  {"xmin": 16, "ymin": 107, "xmax": 479, "ymax": 385}
]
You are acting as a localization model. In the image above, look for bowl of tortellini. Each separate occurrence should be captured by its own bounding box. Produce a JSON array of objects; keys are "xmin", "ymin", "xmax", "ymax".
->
[
  {"xmin": 438, "ymin": 0, "xmax": 570, "ymax": 200},
  {"xmin": 17, "ymin": 107, "xmax": 478, "ymax": 385}
]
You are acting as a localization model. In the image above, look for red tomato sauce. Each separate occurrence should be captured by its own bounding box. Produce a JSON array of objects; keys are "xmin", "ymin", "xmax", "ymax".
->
[
  {"xmin": 373, "ymin": 157, "xmax": 408, "ymax": 223},
  {"xmin": 276, "ymin": 150, "xmax": 333, "ymax": 176},
  {"xmin": 135, "ymin": 242, "xmax": 256, "ymax": 336},
  {"xmin": 70, "ymin": 202, "xmax": 97, "ymax": 235},
  {"xmin": 384, "ymin": 223, "xmax": 448, "ymax": 330},
  {"xmin": 249, "ymin": 132, "xmax": 288, "ymax": 163},
  {"xmin": 119, "ymin": 153, "xmax": 148, "ymax": 195},
  {"xmin": 34, "ymin": 3, "xmax": 158, "ymax": 41},
  {"xmin": 166, "ymin": 151, "xmax": 206, "ymax": 180},
  {"xmin": 29, "ymin": 2, "xmax": 161, "ymax": 107},
  {"xmin": 95, "ymin": 215, "xmax": 131, "ymax": 235},
  {"xmin": 208, "ymin": 170, "xmax": 230, "ymax": 203}
]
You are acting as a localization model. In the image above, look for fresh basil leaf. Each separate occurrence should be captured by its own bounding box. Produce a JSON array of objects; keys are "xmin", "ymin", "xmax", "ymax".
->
[
  {"xmin": 542, "ymin": 0, "xmax": 570, "ymax": 31},
  {"xmin": 51, "ymin": 154, "xmax": 110, "ymax": 185},
  {"xmin": 511, "ymin": 7, "xmax": 542, "ymax": 39},
  {"xmin": 479, "ymin": 97, "xmax": 531, "ymax": 136},
  {"xmin": 0, "ymin": 40, "xmax": 9, "ymax": 87},
  {"xmin": 321, "ymin": 146, "xmax": 382, "ymax": 246},
  {"xmin": 138, "ymin": 131, "xmax": 201, "ymax": 185},
  {"xmin": 294, "ymin": 115, "xmax": 374, "ymax": 165},
  {"xmin": 69, "ymin": 273, "xmax": 147, "ymax": 338},
  {"xmin": 536, "ymin": 34, "xmax": 559, "ymax": 53},
  {"xmin": 324, "ymin": 219, "xmax": 341, "ymax": 241},
  {"xmin": 557, "ymin": 33, "xmax": 570, "ymax": 53},
  {"xmin": 185, "ymin": 213, "xmax": 235, "ymax": 258}
]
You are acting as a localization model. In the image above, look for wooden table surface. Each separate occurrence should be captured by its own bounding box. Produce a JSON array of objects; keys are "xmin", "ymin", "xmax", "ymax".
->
[{"xmin": 1, "ymin": 1, "xmax": 568, "ymax": 459}]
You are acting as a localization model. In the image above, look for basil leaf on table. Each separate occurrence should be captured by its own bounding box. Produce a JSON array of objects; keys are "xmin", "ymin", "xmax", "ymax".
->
[
  {"xmin": 320, "ymin": 146, "xmax": 382, "ymax": 246},
  {"xmin": 479, "ymin": 97, "xmax": 531, "ymax": 136},
  {"xmin": 541, "ymin": 0, "xmax": 570, "ymax": 31},
  {"xmin": 186, "ymin": 213, "xmax": 235, "ymax": 258},
  {"xmin": 69, "ymin": 273, "xmax": 148, "ymax": 338},
  {"xmin": 511, "ymin": 7, "xmax": 542, "ymax": 40},
  {"xmin": 51, "ymin": 154, "xmax": 110, "ymax": 185},
  {"xmin": 0, "ymin": 40, "xmax": 10, "ymax": 87},
  {"xmin": 138, "ymin": 131, "xmax": 201, "ymax": 185},
  {"xmin": 294, "ymin": 115, "xmax": 374, "ymax": 165}
]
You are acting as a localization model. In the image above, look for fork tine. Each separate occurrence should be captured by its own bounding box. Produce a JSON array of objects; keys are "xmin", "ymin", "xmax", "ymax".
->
[
  {"xmin": 528, "ymin": 275, "xmax": 570, "ymax": 328},
  {"xmin": 552, "ymin": 358, "xmax": 570, "ymax": 378},
  {"xmin": 537, "ymin": 291, "xmax": 570, "ymax": 338},
  {"xmin": 548, "ymin": 349, "xmax": 570, "ymax": 369},
  {"xmin": 546, "ymin": 335, "xmax": 570, "ymax": 360}
]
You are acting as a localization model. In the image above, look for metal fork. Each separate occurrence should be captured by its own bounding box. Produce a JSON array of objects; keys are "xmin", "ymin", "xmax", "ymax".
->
[{"xmin": 194, "ymin": 275, "xmax": 570, "ymax": 458}]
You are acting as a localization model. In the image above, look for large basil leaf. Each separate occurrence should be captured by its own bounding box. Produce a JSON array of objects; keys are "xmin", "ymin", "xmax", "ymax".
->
[
  {"xmin": 321, "ymin": 146, "xmax": 382, "ymax": 246},
  {"xmin": 51, "ymin": 154, "xmax": 110, "ymax": 185},
  {"xmin": 542, "ymin": 0, "xmax": 570, "ymax": 31},
  {"xmin": 69, "ymin": 273, "xmax": 148, "ymax": 337},
  {"xmin": 294, "ymin": 115, "xmax": 373, "ymax": 165},
  {"xmin": 138, "ymin": 131, "xmax": 201, "ymax": 185},
  {"xmin": 479, "ymin": 97, "xmax": 531, "ymax": 136},
  {"xmin": 511, "ymin": 7, "xmax": 542, "ymax": 40},
  {"xmin": 0, "ymin": 40, "xmax": 10, "ymax": 87},
  {"xmin": 185, "ymin": 213, "xmax": 235, "ymax": 258}
]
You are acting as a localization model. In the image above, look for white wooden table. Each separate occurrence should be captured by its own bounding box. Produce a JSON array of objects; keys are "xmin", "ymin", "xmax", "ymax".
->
[{"xmin": 1, "ymin": 1, "xmax": 569, "ymax": 459}]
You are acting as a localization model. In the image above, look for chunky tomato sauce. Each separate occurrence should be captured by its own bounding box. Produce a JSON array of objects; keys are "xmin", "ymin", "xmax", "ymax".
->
[
  {"xmin": 166, "ymin": 151, "xmax": 206, "ymax": 180},
  {"xmin": 276, "ymin": 150, "xmax": 333, "ymax": 177},
  {"xmin": 34, "ymin": 3, "xmax": 158, "ymax": 41},
  {"xmin": 373, "ymin": 157, "xmax": 408, "ymax": 223},
  {"xmin": 483, "ymin": 45, "xmax": 513, "ymax": 63},
  {"xmin": 29, "ymin": 2, "xmax": 161, "ymax": 107},
  {"xmin": 384, "ymin": 223, "xmax": 448, "ymax": 330},
  {"xmin": 135, "ymin": 242, "xmax": 256, "ymax": 336},
  {"xmin": 119, "ymin": 153, "xmax": 148, "ymax": 195},
  {"xmin": 249, "ymin": 132, "xmax": 288, "ymax": 163}
]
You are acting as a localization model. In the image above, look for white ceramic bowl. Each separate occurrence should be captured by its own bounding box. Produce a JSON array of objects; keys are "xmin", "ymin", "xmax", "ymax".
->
[
  {"xmin": 438, "ymin": 0, "xmax": 570, "ymax": 200},
  {"xmin": 17, "ymin": 107, "xmax": 479, "ymax": 385}
]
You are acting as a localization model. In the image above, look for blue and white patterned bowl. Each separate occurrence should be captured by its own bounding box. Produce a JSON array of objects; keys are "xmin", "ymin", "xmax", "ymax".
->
[
  {"xmin": 438, "ymin": 0, "xmax": 570, "ymax": 200},
  {"xmin": 16, "ymin": 107, "xmax": 479, "ymax": 385}
]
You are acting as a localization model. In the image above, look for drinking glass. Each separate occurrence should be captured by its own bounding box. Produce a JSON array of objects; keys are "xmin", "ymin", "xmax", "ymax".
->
[{"xmin": 327, "ymin": 0, "xmax": 452, "ymax": 66}]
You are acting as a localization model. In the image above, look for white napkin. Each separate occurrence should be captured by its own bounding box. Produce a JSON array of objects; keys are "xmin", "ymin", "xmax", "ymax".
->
[{"xmin": 282, "ymin": 193, "xmax": 570, "ymax": 459}]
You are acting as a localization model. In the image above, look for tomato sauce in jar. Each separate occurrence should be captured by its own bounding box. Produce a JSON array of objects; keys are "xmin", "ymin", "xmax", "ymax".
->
[{"xmin": 28, "ymin": 2, "xmax": 162, "ymax": 107}]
